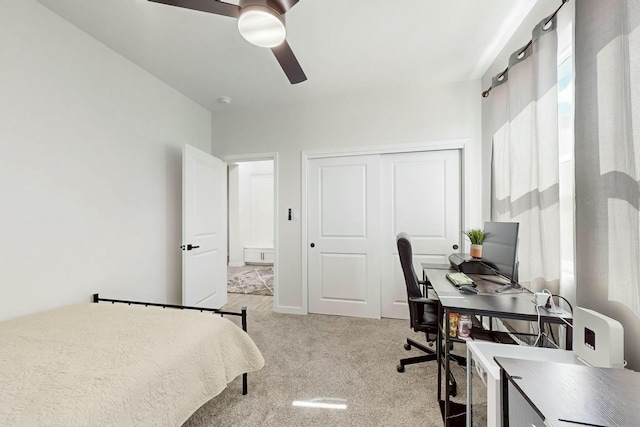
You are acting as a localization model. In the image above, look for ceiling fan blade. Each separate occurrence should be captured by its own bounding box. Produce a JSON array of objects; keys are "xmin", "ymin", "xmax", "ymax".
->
[
  {"xmin": 271, "ymin": 41, "xmax": 307, "ymax": 84},
  {"xmin": 271, "ymin": 0, "xmax": 300, "ymax": 13},
  {"xmin": 148, "ymin": 0, "xmax": 239, "ymax": 18}
]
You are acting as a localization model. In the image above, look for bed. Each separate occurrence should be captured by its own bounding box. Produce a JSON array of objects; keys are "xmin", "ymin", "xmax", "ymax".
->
[{"xmin": 0, "ymin": 295, "xmax": 265, "ymax": 427}]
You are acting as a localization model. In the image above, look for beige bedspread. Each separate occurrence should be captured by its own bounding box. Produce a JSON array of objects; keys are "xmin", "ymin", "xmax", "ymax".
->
[{"xmin": 0, "ymin": 303, "xmax": 264, "ymax": 427}]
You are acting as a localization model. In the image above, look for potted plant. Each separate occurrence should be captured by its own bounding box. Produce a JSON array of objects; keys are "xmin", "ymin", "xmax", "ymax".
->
[{"xmin": 463, "ymin": 228, "xmax": 486, "ymax": 258}]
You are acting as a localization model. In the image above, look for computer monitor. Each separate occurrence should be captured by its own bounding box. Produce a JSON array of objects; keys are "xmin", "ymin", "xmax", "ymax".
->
[{"xmin": 481, "ymin": 221, "xmax": 519, "ymax": 282}]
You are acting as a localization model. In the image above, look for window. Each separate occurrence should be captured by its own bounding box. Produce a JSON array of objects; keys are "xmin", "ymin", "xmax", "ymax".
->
[{"xmin": 557, "ymin": 9, "xmax": 575, "ymax": 309}]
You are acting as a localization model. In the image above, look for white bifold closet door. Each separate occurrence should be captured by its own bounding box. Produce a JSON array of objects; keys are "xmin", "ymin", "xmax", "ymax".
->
[
  {"xmin": 307, "ymin": 150, "xmax": 461, "ymax": 319},
  {"xmin": 380, "ymin": 150, "xmax": 461, "ymax": 319},
  {"xmin": 307, "ymin": 155, "xmax": 382, "ymax": 318}
]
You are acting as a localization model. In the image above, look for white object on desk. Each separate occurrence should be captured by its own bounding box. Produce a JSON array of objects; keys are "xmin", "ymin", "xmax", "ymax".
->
[
  {"xmin": 466, "ymin": 342, "xmax": 582, "ymax": 427},
  {"xmin": 573, "ymin": 307, "xmax": 624, "ymax": 368},
  {"xmin": 467, "ymin": 307, "xmax": 626, "ymax": 427}
]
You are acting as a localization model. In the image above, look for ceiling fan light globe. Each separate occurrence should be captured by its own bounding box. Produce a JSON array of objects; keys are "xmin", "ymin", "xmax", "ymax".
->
[{"xmin": 238, "ymin": 6, "xmax": 286, "ymax": 48}]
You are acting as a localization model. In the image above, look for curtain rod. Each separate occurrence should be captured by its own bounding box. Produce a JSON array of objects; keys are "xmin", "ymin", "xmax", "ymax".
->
[{"xmin": 481, "ymin": 0, "xmax": 569, "ymax": 98}]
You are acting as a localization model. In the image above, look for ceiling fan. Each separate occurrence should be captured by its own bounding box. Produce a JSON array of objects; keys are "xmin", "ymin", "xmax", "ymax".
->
[{"xmin": 149, "ymin": 0, "xmax": 307, "ymax": 84}]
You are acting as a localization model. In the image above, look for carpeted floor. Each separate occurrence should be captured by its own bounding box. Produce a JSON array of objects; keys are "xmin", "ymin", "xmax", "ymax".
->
[
  {"xmin": 183, "ymin": 308, "xmax": 481, "ymax": 427},
  {"xmin": 227, "ymin": 265, "xmax": 274, "ymax": 296}
]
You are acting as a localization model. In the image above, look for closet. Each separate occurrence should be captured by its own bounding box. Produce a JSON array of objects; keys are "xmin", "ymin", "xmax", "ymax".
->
[{"xmin": 307, "ymin": 150, "xmax": 461, "ymax": 319}]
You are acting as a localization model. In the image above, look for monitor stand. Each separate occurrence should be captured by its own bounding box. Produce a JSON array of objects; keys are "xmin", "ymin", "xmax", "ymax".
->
[
  {"xmin": 494, "ymin": 282, "xmax": 518, "ymax": 293},
  {"xmin": 482, "ymin": 276, "xmax": 509, "ymax": 286}
]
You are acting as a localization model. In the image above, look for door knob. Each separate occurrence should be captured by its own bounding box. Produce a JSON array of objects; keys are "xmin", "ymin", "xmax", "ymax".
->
[
  {"xmin": 310, "ymin": 243, "xmax": 315, "ymax": 248},
  {"xmin": 452, "ymin": 244, "xmax": 459, "ymax": 250},
  {"xmin": 180, "ymin": 244, "xmax": 200, "ymax": 251}
]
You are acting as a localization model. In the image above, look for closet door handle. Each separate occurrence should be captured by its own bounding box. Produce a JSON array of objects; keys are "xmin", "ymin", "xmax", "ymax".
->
[{"xmin": 310, "ymin": 243, "xmax": 315, "ymax": 248}]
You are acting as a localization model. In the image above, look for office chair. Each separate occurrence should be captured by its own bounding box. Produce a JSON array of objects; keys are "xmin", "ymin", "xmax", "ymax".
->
[
  {"xmin": 395, "ymin": 232, "xmax": 463, "ymax": 395},
  {"xmin": 396, "ymin": 232, "xmax": 439, "ymax": 372}
]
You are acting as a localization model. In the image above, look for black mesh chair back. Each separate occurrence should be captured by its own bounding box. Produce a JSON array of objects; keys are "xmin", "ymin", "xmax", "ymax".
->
[
  {"xmin": 397, "ymin": 232, "xmax": 422, "ymax": 299},
  {"xmin": 396, "ymin": 232, "xmax": 438, "ymax": 329}
]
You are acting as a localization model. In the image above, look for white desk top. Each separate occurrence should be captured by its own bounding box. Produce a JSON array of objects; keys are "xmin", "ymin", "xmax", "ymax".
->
[{"xmin": 467, "ymin": 341, "xmax": 582, "ymax": 379}]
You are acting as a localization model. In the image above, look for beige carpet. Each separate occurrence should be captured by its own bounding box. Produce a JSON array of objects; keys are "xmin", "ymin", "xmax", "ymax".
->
[{"xmin": 183, "ymin": 310, "xmax": 480, "ymax": 427}]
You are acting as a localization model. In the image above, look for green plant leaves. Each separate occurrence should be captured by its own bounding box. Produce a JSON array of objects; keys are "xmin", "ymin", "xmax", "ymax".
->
[{"xmin": 462, "ymin": 228, "xmax": 486, "ymax": 244}]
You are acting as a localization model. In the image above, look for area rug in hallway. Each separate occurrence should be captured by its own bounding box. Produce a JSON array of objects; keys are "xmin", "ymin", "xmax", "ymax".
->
[{"xmin": 227, "ymin": 265, "xmax": 274, "ymax": 296}]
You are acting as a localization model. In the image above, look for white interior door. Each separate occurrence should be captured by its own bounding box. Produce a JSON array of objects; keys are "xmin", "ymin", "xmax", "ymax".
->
[
  {"xmin": 182, "ymin": 144, "xmax": 227, "ymax": 308},
  {"xmin": 307, "ymin": 155, "xmax": 381, "ymax": 318},
  {"xmin": 381, "ymin": 150, "xmax": 461, "ymax": 319}
]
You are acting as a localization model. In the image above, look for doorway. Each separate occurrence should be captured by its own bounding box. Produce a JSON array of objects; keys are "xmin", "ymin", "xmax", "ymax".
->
[{"xmin": 226, "ymin": 157, "xmax": 277, "ymax": 307}]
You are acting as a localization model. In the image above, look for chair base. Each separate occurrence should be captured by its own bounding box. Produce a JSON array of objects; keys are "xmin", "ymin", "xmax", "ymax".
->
[
  {"xmin": 397, "ymin": 338, "xmax": 436, "ymax": 373},
  {"xmin": 403, "ymin": 337, "xmax": 434, "ymax": 354},
  {"xmin": 399, "ymin": 338, "xmax": 466, "ymax": 367},
  {"xmin": 449, "ymin": 352, "xmax": 467, "ymax": 367},
  {"xmin": 397, "ymin": 353, "xmax": 437, "ymax": 372},
  {"xmin": 397, "ymin": 338, "xmax": 459, "ymax": 396}
]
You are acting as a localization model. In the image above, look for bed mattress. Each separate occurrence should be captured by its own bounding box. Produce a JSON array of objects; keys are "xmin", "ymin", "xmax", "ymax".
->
[{"xmin": 0, "ymin": 303, "xmax": 264, "ymax": 426}]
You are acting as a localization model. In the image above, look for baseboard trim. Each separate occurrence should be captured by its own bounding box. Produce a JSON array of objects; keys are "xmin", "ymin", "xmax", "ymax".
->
[
  {"xmin": 228, "ymin": 262, "xmax": 246, "ymax": 267},
  {"xmin": 275, "ymin": 305, "xmax": 307, "ymax": 315}
]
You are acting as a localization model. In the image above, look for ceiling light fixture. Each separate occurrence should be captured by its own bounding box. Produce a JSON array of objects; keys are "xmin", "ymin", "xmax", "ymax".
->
[{"xmin": 237, "ymin": 5, "xmax": 286, "ymax": 48}]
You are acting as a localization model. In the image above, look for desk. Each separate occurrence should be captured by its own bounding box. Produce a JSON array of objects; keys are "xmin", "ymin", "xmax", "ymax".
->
[
  {"xmin": 495, "ymin": 357, "xmax": 640, "ymax": 426},
  {"xmin": 422, "ymin": 265, "xmax": 573, "ymax": 427},
  {"xmin": 466, "ymin": 342, "xmax": 581, "ymax": 427}
]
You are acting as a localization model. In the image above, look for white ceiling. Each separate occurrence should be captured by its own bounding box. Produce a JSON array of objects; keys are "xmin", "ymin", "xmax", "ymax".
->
[{"xmin": 37, "ymin": 0, "xmax": 537, "ymax": 112}]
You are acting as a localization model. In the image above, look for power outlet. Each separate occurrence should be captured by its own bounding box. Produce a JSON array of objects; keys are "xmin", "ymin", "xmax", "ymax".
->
[{"xmin": 534, "ymin": 292, "xmax": 550, "ymax": 307}]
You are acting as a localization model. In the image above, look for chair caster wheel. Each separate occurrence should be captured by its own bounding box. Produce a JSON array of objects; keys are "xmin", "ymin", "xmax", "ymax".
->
[
  {"xmin": 397, "ymin": 364, "xmax": 405, "ymax": 373},
  {"xmin": 404, "ymin": 343, "xmax": 411, "ymax": 351}
]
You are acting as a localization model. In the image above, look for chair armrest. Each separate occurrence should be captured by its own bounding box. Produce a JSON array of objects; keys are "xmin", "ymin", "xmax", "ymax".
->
[
  {"xmin": 408, "ymin": 296, "xmax": 437, "ymax": 305},
  {"xmin": 408, "ymin": 297, "xmax": 439, "ymax": 328},
  {"xmin": 418, "ymin": 279, "xmax": 433, "ymax": 289}
]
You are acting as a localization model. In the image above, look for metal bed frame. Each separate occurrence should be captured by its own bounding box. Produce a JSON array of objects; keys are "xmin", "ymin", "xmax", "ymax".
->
[{"xmin": 92, "ymin": 293, "xmax": 250, "ymax": 395}]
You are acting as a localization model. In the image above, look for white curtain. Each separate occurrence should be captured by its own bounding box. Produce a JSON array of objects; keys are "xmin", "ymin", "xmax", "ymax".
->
[
  {"xmin": 488, "ymin": 15, "xmax": 560, "ymax": 294},
  {"xmin": 575, "ymin": 0, "xmax": 640, "ymax": 369}
]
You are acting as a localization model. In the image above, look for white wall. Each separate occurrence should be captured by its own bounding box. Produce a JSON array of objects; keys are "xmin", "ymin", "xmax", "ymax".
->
[
  {"xmin": 227, "ymin": 164, "xmax": 243, "ymax": 267},
  {"xmin": 0, "ymin": 0, "xmax": 212, "ymax": 320},
  {"xmin": 212, "ymin": 81, "xmax": 482, "ymax": 313},
  {"xmin": 239, "ymin": 161, "xmax": 274, "ymax": 249},
  {"xmin": 228, "ymin": 161, "xmax": 274, "ymax": 266}
]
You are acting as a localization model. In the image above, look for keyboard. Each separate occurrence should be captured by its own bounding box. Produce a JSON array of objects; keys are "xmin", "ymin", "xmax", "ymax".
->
[{"xmin": 446, "ymin": 272, "xmax": 475, "ymax": 286}]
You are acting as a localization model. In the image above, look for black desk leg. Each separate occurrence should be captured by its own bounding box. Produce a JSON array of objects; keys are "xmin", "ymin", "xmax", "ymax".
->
[
  {"xmin": 566, "ymin": 321, "xmax": 573, "ymax": 350},
  {"xmin": 437, "ymin": 303, "xmax": 443, "ymax": 402},
  {"xmin": 501, "ymin": 368, "xmax": 510, "ymax": 426},
  {"xmin": 444, "ymin": 309, "xmax": 451, "ymax": 424}
]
